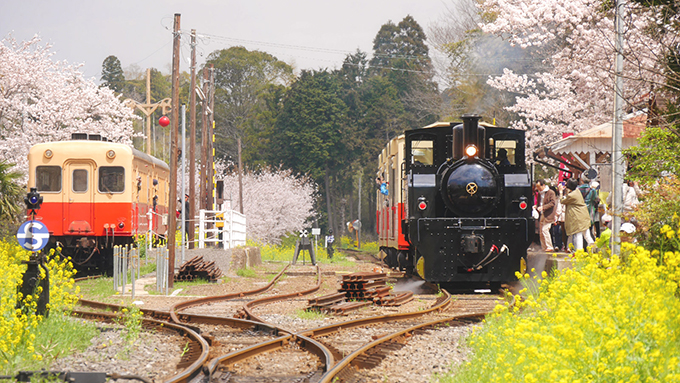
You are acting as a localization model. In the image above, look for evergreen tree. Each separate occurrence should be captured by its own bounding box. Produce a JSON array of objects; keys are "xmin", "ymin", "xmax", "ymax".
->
[
  {"xmin": 100, "ymin": 55, "xmax": 125, "ymax": 93},
  {"xmin": 269, "ymin": 70, "xmax": 351, "ymax": 232},
  {"xmin": 205, "ymin": 46, "xmax": 293, "ymax": 162},
  {"xmin": 368, "ymin": 16, "xmax": 439, "ymax": 130}
]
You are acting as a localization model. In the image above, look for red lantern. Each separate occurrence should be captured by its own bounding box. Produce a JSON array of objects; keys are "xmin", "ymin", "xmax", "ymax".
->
[{"xmin": 159, "ymin": 116, "xmax": 170, "ymax": 127}]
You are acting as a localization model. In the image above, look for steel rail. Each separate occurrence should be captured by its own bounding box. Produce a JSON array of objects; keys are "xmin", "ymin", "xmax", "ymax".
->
[
  {"xmin": 168, "ymin": 263, "xmax": 290, "ymax": 323},
  {"xmin": 298, "ymin": 288, "xmax": 452, "ymax": 338},
  {"xmin": 71, "ymin": 309, "xmax": 209, "ymax": 383},
  {"xmin": 204, "ymin": 332, "xmax": 334, "ymax": 379},
  {"xmin": 240, "ymin": 264, "xmax": 321, "ymax": 323},
  {"xmin": 318, "ymin": 311, "xmax": 488, "ymax": 383}
]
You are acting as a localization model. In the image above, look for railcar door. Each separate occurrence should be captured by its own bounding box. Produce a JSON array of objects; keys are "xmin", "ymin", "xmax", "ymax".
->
[{"xmin": 63, "ymin": 161, "xmax": 96, "ymax": 235}]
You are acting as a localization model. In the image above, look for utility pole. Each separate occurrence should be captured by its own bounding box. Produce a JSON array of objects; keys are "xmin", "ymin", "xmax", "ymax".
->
[
  {"xmin": 123, "ymin": 70, "xmax": 171, "ymax": 155},
  {"xmin": 611, "ymin": 0, "xmax": 626, "ymax": 255},
  {"xmin": 358, "ymin": 173, "xmax": 362, "ymax": 249},
  {"xmin": 167, "ymin": 13, "xmax": 181, "ymax": 289},
  {"xmin": 200, "ymin": 67, "xmax": 210, "ymax": 211},
  {"xmin": 238, "ymin": 138, "xmax": 243, "ymax": 214},
  {"xmin": 208, "ymin": 65, "xmax": 216, "ymax": 210},
  {"xmin": 189, "ymin": 29, "xmax": 197, "ymax": 249}
]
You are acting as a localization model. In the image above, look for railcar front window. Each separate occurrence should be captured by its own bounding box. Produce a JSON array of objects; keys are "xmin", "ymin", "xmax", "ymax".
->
[
  {"xmin": 411, "ymin": 140, "xmax": 434, "ymax": 166},
  {"xmin": 36, "ymin": 166, "xmax": 61, "ymax": 192},
  {"xmin": 99, "ymin": 166, "xmax": 125, "ymax": 193},
  {"xmin": 72, "ymin": 169, "xmax": 88, "ymax": 192}
]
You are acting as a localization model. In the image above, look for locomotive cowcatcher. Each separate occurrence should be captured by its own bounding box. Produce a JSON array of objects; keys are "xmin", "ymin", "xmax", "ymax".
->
[{"xmin": 377, "ymin": 114, "xmax": 534, "ymax": 287}]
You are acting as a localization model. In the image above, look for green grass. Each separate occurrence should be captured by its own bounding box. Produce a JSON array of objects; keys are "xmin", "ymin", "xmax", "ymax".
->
[
  {"xmin": 4, "ymin": 312, "xmax": 98, "ymax": 373},
  {"xmin": 78, "ymin": 276, "xmax": 117, "ymax": 299},
  {"xmin": 236, "ymin": 267, "xmax": 257, "ymax": 278},
  {"xmin": 251, "ymin": 236, "xmax": 381, "ymax": 263},
  {"xmin": 295, "ymin": 308, "xmax": 327, "ymax": 320}
]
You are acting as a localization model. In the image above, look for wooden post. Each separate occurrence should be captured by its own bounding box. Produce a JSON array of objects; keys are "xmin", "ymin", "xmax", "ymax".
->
[
  {"xmin": 238, "ymin": 137, "xmax": 243, "ymax": 214},
  {"xmin": 208, "ymin": 65, "xmax": 215, "ymax": 210},
  {"xmin": 200, "ymin": 67, "xmax": 209, "ymax": 211},
  {"xmin": 189, "ymin": 29, "xmax": 197, "ymax": 249},
  {"xmin": 146, "ymin": 68, "xmax": 151, "ymax": 154},
  {"xmin": 167, "ymin": 13, "xmax": 181, "ymax": 289}
]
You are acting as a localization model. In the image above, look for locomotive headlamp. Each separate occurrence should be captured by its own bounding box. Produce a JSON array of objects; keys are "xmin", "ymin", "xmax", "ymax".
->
[
  {"xmin": 44, "ymin": 149, "xmax": 53, "ymax": 159},
  {"xmin": 465, "ymin": 145, "xmax": 478, "ymax": 157},
  {"xmin": 106, "ymin": 150, "xmax": 116, "ymax": 159},
  {"xmin": 417, "ymin": 196, "xmax": 428, "ymax": 211}
]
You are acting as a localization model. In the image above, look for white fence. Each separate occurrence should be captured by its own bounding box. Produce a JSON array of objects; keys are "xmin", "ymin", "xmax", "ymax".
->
[{"xmin": 198, "ymin": 209, "xmax": 247, "ymax": 249}]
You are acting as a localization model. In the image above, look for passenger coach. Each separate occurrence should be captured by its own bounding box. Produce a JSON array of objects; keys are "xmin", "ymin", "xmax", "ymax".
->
[{"xmin": 27, "ymin": 134, "xmax": 169, "ymax": 272}]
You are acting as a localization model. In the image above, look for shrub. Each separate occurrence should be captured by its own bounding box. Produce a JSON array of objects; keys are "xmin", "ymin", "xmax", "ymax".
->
[
  {"xmin": 441, "ymin": 238, "xmax": 680, "ymax": 382},
  {"xmin": 0, "ymin": 241, "xmax": 80, "ymax": 371},
  {"xmin": 634, "ymin": 176, "xmax": 680, "ymax": 252}
]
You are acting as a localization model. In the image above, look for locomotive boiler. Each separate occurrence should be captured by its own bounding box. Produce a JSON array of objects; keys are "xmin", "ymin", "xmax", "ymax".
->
[
  {"xmin": 377, "ymin": 114, "xmax": 534, "ymax": 287},
  {"xmin": 27, "ymin": 134, "xmax": 170, "ymax": 273}
]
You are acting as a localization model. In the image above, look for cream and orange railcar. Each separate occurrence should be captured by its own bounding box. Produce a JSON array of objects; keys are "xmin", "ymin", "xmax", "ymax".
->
[
  {"xmin": 376, "ymin": 134, "xmax": 410, "ymax": 268},
  {"xmin": 27, "ymin": 134, "xmax": 169, "ymax": 272}
]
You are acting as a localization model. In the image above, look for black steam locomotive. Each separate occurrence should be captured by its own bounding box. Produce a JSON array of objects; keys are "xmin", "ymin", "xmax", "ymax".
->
[{"xmin": 377, "ymin": 114, "xmax": 534, "ymax": 287}]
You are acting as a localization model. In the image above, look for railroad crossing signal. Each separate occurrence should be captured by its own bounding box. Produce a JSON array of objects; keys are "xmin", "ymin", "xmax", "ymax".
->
[{"xmin": 17, "ymin": 220, "xmax": 50, "ymax": 252}]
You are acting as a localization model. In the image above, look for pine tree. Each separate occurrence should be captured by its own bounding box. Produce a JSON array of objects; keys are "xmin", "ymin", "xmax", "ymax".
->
[{"xmin": 101, "ymin": 55, "xmax": 125, "ymax": 93}]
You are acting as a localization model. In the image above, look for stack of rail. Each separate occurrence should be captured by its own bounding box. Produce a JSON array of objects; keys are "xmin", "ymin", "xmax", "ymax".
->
[
  {"xmin": 307, "ymin": 292, "xmax": 371, "ymax": 315},
  {"xmin": 174, "ymin": 255, "xmax": 222, "ymax": 282},
  {"xmin": 340, "ymin": 271, "xmax": 414, "ymax": 307}
]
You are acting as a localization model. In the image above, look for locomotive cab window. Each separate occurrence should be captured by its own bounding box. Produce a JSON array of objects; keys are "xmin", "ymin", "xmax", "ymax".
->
[
  {"xmin": 411, "ymin": 140, "xmax": 434, "ymax": 166},
  {"xmin": 36, "ymin": 166, "xmax": 61, "ymax": 192},
  {"xmin": 72, "ymin": 169, "xmax": 89, "ymax": 193},
  {"xmin": 494, "ymin": 140, "xmax": 517, "ymax": 166},
  {"xmin": 99, "ymin": 166, "xmax": 125, "ymax": 193}
]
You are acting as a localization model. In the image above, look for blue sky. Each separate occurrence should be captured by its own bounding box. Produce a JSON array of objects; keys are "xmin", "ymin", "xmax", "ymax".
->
[{"xmin": 1, "ymin": 0, "xmax": 453, "ymax": 81}]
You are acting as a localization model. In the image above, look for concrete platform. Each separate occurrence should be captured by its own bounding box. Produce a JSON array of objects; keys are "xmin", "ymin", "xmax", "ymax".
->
[{"xmin": 544, "ymin": 252, "xmax": 574, "ymax": 273}]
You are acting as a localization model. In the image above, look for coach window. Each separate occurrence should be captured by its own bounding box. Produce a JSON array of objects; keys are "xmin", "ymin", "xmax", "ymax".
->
[
  {"xmin": 36, "ymin": 166, "xmax": 61, "ymax": 192},
  {"xmin": 99, "ymin": 166, "xmax": 125, "ymax": 193},
  {"xmin": 495, "ymin": 140, "xmax": 517, "ymax": 166},
  {"xmin": 72, "ymin": 169, "xmax": 88, "ymax": 192},
  {"xmin": 411, "ymin": 140, "xmax": 434, "ymax": 166}
]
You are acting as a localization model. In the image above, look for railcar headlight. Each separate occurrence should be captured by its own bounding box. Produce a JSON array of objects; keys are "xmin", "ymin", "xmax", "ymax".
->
[
  {"xmin": 44, "ymin": 149, "xmax": 53, "ymax": 159},
  {"xmin": 106, "ymin": 150, "xmax": 116, "ymax": 159},
  {"xmin": 465, "ymin": 145, "xmax": 478, "ymax": 157}
]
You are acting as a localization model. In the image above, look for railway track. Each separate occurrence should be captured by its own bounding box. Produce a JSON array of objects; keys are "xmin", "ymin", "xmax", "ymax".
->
[{"xmin": 68, "ymin": 261, "xmax": 499, "ymax": 382}]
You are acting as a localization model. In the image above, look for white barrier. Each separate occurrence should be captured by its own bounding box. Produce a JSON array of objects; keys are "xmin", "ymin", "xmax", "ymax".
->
[{"xmin": 198, "ymin": 209, "xmax": 247, "ymax": 249}]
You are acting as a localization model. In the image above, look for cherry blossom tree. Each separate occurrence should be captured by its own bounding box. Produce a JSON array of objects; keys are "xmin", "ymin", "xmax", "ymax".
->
[
  {"xmin": 214, "ymin": 163, "xmax": 317, "ymax": 244},
  {"xmin": 0, "ymin": 35, "xmax": 137, "ymax": 178},
  {"xmin": 479, "ymin": 0, "xmax": 669, "ymax": 154}
]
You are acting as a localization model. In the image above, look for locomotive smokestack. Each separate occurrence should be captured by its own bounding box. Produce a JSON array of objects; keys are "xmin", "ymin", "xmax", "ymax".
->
[{"xmin": 461, "ymin": 114, "xmax": 485, "ymax": 157}]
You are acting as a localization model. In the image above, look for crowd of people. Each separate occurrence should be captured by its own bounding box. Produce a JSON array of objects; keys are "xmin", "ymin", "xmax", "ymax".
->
[{"xmin": 532, "ymin": 174, "xmax": 640, "ymax": 252}]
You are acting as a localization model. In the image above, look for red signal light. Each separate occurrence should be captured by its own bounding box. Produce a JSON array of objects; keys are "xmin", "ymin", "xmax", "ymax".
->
[
  {"xmin": 418, "ymin": 201, "xmax": 427, "ymax": 210},
  {"xmin": 519, "ymin": 201, "xmax": 528, "ymax": 210},
  {"xmin": 159, "ymin": 116, "xmax": 170, "ymax": 127}
]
